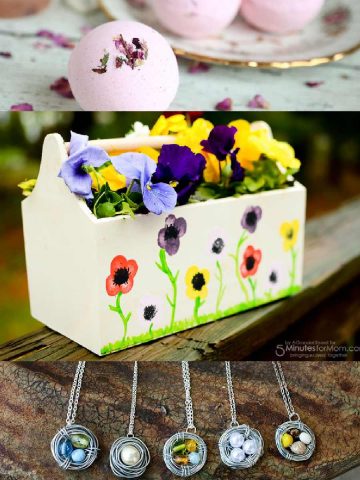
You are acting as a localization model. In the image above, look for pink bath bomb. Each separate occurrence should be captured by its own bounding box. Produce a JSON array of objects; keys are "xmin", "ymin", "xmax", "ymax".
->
[
  {"xmin": 240, "ymin": 0, "xmax": 325, "ymax": 34},
  {"xmin": 68, "ymin": 20, "xmax": 179, "ymax": 111},
  {"xmin": 152, "ymin": 0, "xmax": 242, "ymax": 39}
]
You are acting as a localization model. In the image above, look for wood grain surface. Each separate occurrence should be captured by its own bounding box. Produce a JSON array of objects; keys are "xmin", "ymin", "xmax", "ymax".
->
[
  {"xmin": 0, "ymin": 361, "xmax": 359, "ymax": 480},
  {"xmin": 1, "ymin": 197, "xmax": 359, "ymax": 361},
  {"xmin": 0, "ymin": 0, "xmax": 360, "ymax": 111}
]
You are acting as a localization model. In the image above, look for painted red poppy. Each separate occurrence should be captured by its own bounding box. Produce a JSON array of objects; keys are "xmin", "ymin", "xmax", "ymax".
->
[
  {"xmin": 240, "ymin": 245, "xmax": 262, "ymax": 278},
  {"xmin": 106, "ymin": 255, "xmax": 138, "ymax": 296}
]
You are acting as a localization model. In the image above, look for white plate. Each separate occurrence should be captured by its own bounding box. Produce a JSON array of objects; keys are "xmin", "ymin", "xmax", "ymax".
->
[{"xmin": 99, "ymin": 0, "xmax": 360, "ymax": 68}]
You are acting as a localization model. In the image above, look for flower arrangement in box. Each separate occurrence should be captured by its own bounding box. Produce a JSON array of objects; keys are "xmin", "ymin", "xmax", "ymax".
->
[{"xmin": 21, "ymin": 114, "xmax": 306, "ymax": 356}]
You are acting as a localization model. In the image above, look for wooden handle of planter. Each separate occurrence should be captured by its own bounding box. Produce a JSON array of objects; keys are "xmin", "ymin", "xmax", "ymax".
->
[{"xmin": 64, "ymin": 135, "xmax": 176, "ymax": 154}]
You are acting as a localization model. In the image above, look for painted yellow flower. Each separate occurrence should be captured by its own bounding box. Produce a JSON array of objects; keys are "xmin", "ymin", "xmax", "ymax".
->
[
  {"xmin": 176, "ymin": 118, "xmax": 214, "ymax": 154},
  {"xmin": 185, "ymin": 266, "xmax": 210, "ymax": 300},
  {"xmin": 90, "ymin": 164, "xmax": 126, "ymax": 191},
  {"xmin": 150, "ymin": 114, "xmax": 188, "ymax": 136},
  {"xmin": 280, "ymin": 220, "xmax": 300, "ymax": 251},
  {"xmin": 18, "ymin": 178, "xmax": 36, "ymax": 196}
]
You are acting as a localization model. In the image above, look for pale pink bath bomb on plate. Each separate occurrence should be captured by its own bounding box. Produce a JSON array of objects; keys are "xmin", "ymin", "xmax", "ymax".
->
[
  {"xmin": 152, "ymin": 0, "xmax": 242, "ymax": 39},
  {"xmin": 240, "ymin": 0, "xmax": 325, "ymax": 34},
  {"xmin": 68, "ymin": 20, "xmax": 179, "ymax": 111}
]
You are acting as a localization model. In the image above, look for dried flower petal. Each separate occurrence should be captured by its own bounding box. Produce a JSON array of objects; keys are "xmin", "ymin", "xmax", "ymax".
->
[
  {"xmin": 247, "ymin": 94, "xmax": 270, "ymax": 109},
  {"xmin": 113, "ymin": 34, "xmax": 148, "ymax": 70},
  {"xmin": 188, "ymin": 61, "xmax": 210, "ymax": 73},
  {"xmin": 92, "ymin": 51, "xmax": 109, "ymax": 74},
  {"xmin": 0, "ymin": 51, "xmax": 12, "ymax": 58},
  {"xmin": 323, "ymin": 7, "xmax": 350, "ymax": 25},
  {"xmin": 216, "ymin": 97, "xmax": 233, "ymax": 111},
  {"xmin": 36, "ymin": 29, "xmax": 74, "ymax": 49},
  {"xmin": 10, "ymin": 103, "xmax": 34, "ymax": 111},
  {"xmin": 305, "ymin": 81, "xmax": 324, "ymax": 88},
  {"xmin": 50, "ymin": 77, "xmax": 74, "ymax": 99}
]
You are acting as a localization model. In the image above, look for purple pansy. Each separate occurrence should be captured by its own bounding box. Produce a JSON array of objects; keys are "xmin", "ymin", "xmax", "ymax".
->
[
  {"xmin": 200, "ymin": 125, "xmax": 237, "ymax": 161},
  {"xmin": 59, "ymin": 131, "xmax": 110, "ymax": 199},
  {"xmin": 152, "ymin": 144, "xmax": 206, "ymax": 205},
  {"xmin": 230, "ymin": 149, "xmax": 244, "ymax": 182},
  {"xmin": 158, "ymin": 214, "xmax": 187, "ymax": 256},
  {"xmin": 112, "ymin": 152, "xmax": 177, "ymax": 215},
  {"xmin": 241, "ymin": 206, "xmax": 262, "ymax": 233}
]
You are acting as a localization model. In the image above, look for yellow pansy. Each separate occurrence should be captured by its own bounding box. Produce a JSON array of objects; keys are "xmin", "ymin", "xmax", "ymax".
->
[
  {"xmin": 137, "ymin": 146, "xmax": 159, "ymax": 162},
  {"xmin": 185, "ymin": 266, "xmax": 210, "ymax": 300},
  {"xmin": 90, "ymin": 164, "xmax": 126, "ymax": 191},
  {"xmin": 176, "ymin": 118, "xmax": 214, "ymax": 154},
  {"xmin": 203, "ymin": 151, "xmax": 224, "ymax": 183},
  {"xmin": 280, "ymin": 220, "xmax": 300, "ymax": 251},
  {"xmin": 263, "ymin": 139, "xmax": 301, "ymax": 170},
  {"xmin": 18, "ymin": 178, "xmax": 36, "ymax": 196},
  {"xmin": 150, "ymin": 114, "xmax": 188, "ymax": 136}
]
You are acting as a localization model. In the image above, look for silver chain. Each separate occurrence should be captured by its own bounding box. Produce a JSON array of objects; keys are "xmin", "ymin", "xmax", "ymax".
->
[
  {"xmin": 181, "ymin": 361, "xmax": 196, "ymax": 432},
  {"xmin": 127, "ymin": 361, "xmax": 138, "ymax": 437},
  {"xmin": 225, "ymin": 361, "xmax": 239, "ymax": 427},
  {"xmin": 66, "ymin": 361, "xmax": 86, "ymax": 426},
  {"xmin": 272, "ymin": 362, "xmax": 300, "ymax": 422}
]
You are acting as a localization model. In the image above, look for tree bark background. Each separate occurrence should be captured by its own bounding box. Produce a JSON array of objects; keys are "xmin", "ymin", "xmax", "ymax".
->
[{"xmin": 0, "ymin": 362, "xmax": 359, "ymax": 480}]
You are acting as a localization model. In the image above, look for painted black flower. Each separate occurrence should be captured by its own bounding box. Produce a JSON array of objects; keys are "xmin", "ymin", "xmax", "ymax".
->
[{"xmin": 241, "ymin": 206, "xmax": 262, "ymax": 234}]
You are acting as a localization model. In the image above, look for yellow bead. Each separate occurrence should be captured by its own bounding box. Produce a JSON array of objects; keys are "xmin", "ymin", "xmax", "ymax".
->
[
  {"xmin": 281, "ymin": 433, "xmax": 294, "ymax": 448},
  {"xmin": 185, "ymin": 439, "xmax": 197, "ymax": 452},
  {"xmin": 174, "ymin": 455, "xmax": 189, "ymax": 465}
]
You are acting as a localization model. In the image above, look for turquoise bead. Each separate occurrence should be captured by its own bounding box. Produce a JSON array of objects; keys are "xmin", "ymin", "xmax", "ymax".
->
[
  {"xmin": 71, "ymin": 449, "xmax": 86, "ymax": 463},
  {"xmin": 188, "ymin": 452, "xmax": 201, "ymax": 465},
  {"xmin": 58, "ymin": 439, "xmax": 73, "ymax": 458}
]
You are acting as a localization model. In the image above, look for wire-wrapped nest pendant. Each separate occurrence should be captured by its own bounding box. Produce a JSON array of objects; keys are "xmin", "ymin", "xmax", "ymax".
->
[
  {"xmin": 218, "ymin": 424, "xmax": 264, "ymax": 469},
  {"xmin": 163, "ymin": 432, "xmax": 207, "ymax": 477},
  {"xmin": 110, "ymin": 436, "xmax": 150, "ymax": 478},
  {"xmin": 50, "ymin": 424, "xmax": 99, "ymax": 470},
  {"xmin": 275, "ymin": 421, "xmax": 315, "ymax": 462}
]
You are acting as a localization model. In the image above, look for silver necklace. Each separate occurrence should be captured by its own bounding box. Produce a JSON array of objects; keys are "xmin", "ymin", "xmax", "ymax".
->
[
  {"xmin": 163, "ymin": 361, "xmax": 207, "ymax": 477},
  {"xmin": 273, "ymin": 362, "xmax": 316, "ymax": 461},
  {"xmin": 109, "ymin": 361, "xmax": 150, "ymax": 478},
  {"xmin": 50, "ymin": 361, "xmax": 99, "ymax": 470},
  {"xmin": 218, "ymin": 361, "xmax": 264, "ymax": 469}
]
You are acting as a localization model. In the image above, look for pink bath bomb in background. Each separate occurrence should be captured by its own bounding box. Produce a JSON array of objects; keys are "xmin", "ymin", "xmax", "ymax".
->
[
  {"xmin": 68, "ymin": 21, "xmax": 179, "ymax": 111},
  {"xmin": 151, "ymin": 0, "xmax": 242, "ymax": 39},
  {"xmin": 240, "ymin": 0, "xmax": 325, "ymax": 34}
]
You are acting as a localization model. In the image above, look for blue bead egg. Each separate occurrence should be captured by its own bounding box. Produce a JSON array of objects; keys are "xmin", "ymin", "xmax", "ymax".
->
[
  {"xmin": 188, "ymin": 452, "xmax": 201, "ymax": 465},
  {"xmin": 58, "ymin": 439, "xmax": 73, "ymax": 458},
  {"xmin": 71, "ymin": 448, "xmax": 86, "ymax": 463}
]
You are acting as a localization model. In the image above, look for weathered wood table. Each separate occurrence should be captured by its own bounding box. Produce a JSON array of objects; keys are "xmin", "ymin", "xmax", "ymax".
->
[
  {"xmin": 0, "ymin": 361, "xmax": 359, "ymax": 480},
  {"xmin": 0, "ymin": 0, "xmax": 360, "ymax": 111},
  {"xmin": 0, "ymin": 197, "xmax": 359, "ymax": 361}
]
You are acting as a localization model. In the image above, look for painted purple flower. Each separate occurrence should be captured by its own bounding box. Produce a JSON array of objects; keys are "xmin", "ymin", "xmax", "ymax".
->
[
  {"xmin": 241, "ymin": 206, "xmax": 262, "ymax": 233},
  {"xmin": 58, "ymin": 131, "xmax": 110, "ymax": 199},
  {"xmin": 200, "ymin": 125, "xmax": 237, "ymax": 160},
  {"xmin": 152, "ymin": 144, "xmax": 206, "ymax": 205},
  {"xmin": 158, "ymin": 214, "xmax": 187, "ymax": 256},
  {"xmin": 112, "ymin": 152, "xmax": 177, "ymax": 215}
]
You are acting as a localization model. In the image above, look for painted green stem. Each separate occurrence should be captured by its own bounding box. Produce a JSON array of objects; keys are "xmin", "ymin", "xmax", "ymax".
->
[
  {"xmin": 248, "ymin": 278, "xmax": 257, "ymax": 306},
  {"xmin": 156, "ymin": 248, "xmax": 179, "ymax": 328},
  {"xmin": 109, "ymin": 292, "xmax": 132, "ymax": 342},
  {"xmin": 194, "ymin": 296, "xmax": 205, "ymax": 324},
  {"xmin": 230, "ymin": 230, "xmax": 249, "ymax": 302},
  {"xmin": 215, "ymin": 260, "xmax": 226, "ymax": 313},
  {"xmin": 149, "ymin": 322, "xmax": 153, "ymax": 337},
  {"xmin": 289, "ymin": 248, "xmax": 297, "ymax": 291}
]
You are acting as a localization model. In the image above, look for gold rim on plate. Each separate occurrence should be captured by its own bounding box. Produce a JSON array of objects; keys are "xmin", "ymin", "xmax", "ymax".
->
[{"xmin": 98, "ymin": 0, "xmax": 360, "ymax": 69}]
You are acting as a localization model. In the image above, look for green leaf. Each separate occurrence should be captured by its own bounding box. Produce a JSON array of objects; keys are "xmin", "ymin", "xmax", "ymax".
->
[{"xmin": 96, "ymin": 202, "xmax": 116, "ymax": 218}]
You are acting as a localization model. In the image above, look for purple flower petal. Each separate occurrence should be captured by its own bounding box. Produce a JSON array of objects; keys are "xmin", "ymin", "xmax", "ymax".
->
[
  {"xmin": 201, "ymin": 125, "xmax": 236, "ymax": 160},
  {"xmin": 78, "ymin": 146, "xmax": 111, "ymax": 168},
  {"xmin": 241, "ymin": 206, "xmax": 262, "ymax": 233},
  {"xmin": 143, "ymin": 182, "xmax": 177, "ymax": 215},
  {"xmin": 59, "ymin": 158, "xmax": 93, "ymax": 198},
  {"xmin": 158, "ymin": 214, "xmax": 187, "ymax": 255},
  {"xmin": 216, "ymin": 97, "xmax": 232, "ymax": 111},
  {"xmin": 36, "ymin": 29, "xmax": 74, "ymax": 49},
  {"xmin": 305, "ymin": 81, "xmax": 324, "ymax": 88},
  {"xmin": 247, "ymin": 94, "xmax": 270, "ymax": 110},
  {"xmin": 10, "ymin": 103, "xmax": 33, "ymax": 111},
  {"xmin": 70, "ymin": 131, "xmax": 88, "ymax": 155},
  {"xmin": 50, "ymin": 77, "xmax": 74, "ymax": 98},
  {"xmin": 112, "ymin": 152, "xmax": 156, "ymax": 181},
  {"xmin": 0, "ymin": 52, "xmax": 12, "ymax": 58},
  {"xmin": 173, "ymin": 216, "xmax": 187, "ymax": 237},
  {"xmin": 230, "ymin": 150, "xmax": 244, "ymax": 182},
  {"xmin": 188, "ymin": 61, "xmax": 210, "ymax": 73}
]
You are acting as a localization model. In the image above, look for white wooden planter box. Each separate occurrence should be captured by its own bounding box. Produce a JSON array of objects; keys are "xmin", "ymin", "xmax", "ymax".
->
[{"xmin": 22, "ymin": 133, "xmax": 306, "ymax": 356}]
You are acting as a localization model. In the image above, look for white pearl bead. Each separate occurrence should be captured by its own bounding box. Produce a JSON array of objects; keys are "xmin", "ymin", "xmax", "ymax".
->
[
  {"xmin": 243, "ymin": 439, "xmax": 257, "ymax": 455},
  {"xmin": 229, "ymin": 432, "xmax": 245, "ymax": 448},
  {"xmin": 120, "ymin": 444, "xmax": 141, "ymax": 466},
  {"xmin": 299, "ymin": 432, "xmax": 312, "ymax": 445},
  {"xmin": 230, "ymin": 447, "xmax": 245, "ymax": 463}
]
